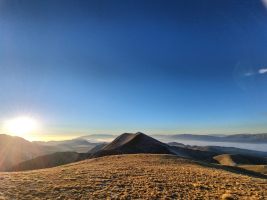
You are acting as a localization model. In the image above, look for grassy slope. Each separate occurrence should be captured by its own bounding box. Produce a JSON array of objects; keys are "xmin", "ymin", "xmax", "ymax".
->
[
  {"xmin": 239, "ymin": 165, "xmax": 267, "ymax": 175},
  {"xmin": 213, "ymin": 154, "xmax": 267, "ymax": 175},
  {"xmin": 0, "ymin": 154, "xmax": 266, "ymax": 200},
  {"xmin": 9, "ymin": 152, "xmax": 84, "ymax": 171}
]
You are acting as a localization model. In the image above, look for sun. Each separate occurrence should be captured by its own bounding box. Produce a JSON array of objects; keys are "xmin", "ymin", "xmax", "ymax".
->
[{"xmin": 3, "ymin": 116, "xmax": 39, "ymax": 138}]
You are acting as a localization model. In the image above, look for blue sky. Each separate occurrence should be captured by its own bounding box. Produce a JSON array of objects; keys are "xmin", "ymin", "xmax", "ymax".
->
[{"xmin": 0, "ymin": 0, "xmax": 267, "ymax": 140}]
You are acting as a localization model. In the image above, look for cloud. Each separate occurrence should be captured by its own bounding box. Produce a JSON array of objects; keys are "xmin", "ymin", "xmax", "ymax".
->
[
  {"xmin": 258, "ymin": 68, "xmax": 267, "ymax": 74},
  {"xmin": 243, "ymin": 68, "xmax": 267, "ymax": 77},
  {"xmin": 244, "ymin": 72, "xmax": 255, "ymax": 77}
]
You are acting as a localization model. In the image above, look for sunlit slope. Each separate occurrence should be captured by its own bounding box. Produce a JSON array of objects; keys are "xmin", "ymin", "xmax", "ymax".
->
[
  {"xmin": 214, "ymin": 154, "xmax": 267, "ymax": 175},
  {"xmin": 240, "ymin": 165, "xmax": 267, "ymax": 175},
  {"xmin": 0, "ymin": 154, "xmax": 266, "ymax": 200},
  {"xmin": 213, "ymin": 154, "xmax": 267, "ymax": 166},
  {"xmin": 0, "ymin": 134, "xmax": 58, "ymax": 171}
]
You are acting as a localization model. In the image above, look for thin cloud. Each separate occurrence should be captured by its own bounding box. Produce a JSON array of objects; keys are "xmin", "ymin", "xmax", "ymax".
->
[
  {"xmin": 244, "ymin": 72, "xmax": 255, "ymax": 77},
  {"xmin": 258, "ymin": 68, "xmax": 267, "ymax": 74},
  {"xmin": 243, "ymin": 68, "xmax": 267, "ymax": 77}
]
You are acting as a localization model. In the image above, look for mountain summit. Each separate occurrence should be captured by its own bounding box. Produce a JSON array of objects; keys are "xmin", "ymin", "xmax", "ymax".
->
[{"xmin": 91, "ymin": 132, "xmax": 173, "ymax": 157}]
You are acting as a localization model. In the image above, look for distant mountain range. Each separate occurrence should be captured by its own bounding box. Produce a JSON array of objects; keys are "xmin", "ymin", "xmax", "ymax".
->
[
  {"xmin": 10, "ymin": 152, "xmax": 87, "ymax": 171},
  {"xmin": 8, "ymin": 132, "xmax": 267, "ymax": 174},
  {"xmin": 0, "ymin": 134, "xmax": 99, "ymax": 171},
  {"xmin": 77, "ymin": 134, "xmax": 116, "ymax": 143},
  {"xmin": 34, "ymin": 138, "xmax": 100, "ymax": 153},
  {"xmin": 156, "ymin": 133, "xmax": 267, "ymax": 143},
  {"xmin": 0, "ymin": 134, "xmax": 57, "ymax": 171},
  {"xmin": 75, "ymin": 133, "xmax": 267, "ymax": 143}
]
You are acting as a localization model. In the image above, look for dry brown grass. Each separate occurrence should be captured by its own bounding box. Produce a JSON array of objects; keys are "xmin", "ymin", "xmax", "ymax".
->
[{"xmin": 0, "ymin": 154, "xmax": 266, "ymax": 200}]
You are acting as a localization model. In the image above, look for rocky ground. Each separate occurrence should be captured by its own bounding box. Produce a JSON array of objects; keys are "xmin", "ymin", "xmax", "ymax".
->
[{"xmin": 0, "ymin": 154, "xmax": 266, "ymax": 200}]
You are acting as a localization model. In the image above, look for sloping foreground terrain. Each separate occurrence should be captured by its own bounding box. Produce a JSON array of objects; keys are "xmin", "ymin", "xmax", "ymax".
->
[{"xmin": 0, "ymin": 154, "xmax": 266, "ymax": 200}]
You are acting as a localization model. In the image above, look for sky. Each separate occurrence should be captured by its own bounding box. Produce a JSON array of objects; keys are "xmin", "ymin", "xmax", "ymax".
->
[{"xmin": 0, "ymin": 0, "xmax": 267, "ymax": 141}]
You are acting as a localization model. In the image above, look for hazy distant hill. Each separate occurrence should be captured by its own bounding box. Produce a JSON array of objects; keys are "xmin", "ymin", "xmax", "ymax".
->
[
  {"xmin": 0, "ymin": 134, "xmax": 58, "ymax": 171},
  {"xmin": 10, "ymin": 152, "xmax": 88, "ymax": 171},
  {"xmin": 70, "ymin": 133, "xmax": 267, "ymax": 144},
  {"xmin": 168, "ymin": 133, "xmax": 267, "ymax": 143},
  {"xmin": 77, "ymin": 134, "xmax": 116, "ymax": 143},
  {"xmin": 0, "ymin": 134, "xmax": 99, "ymax": 171},
  {"xmin": 168, "ymin": 143, "xmax": 267, "ymax": 158},
  {"xmin": 34, "ymin": 138, "xmax": 99, "ymax": 153},
  {"xmin": 88, "ymin": 143, "xmax": 107, "ymax": 154}
]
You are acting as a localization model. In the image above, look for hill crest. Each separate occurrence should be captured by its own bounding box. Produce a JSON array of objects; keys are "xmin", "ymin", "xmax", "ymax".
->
[{"xmin": 91, "ymin": 132, "xmax": 172, "ymax": 157}]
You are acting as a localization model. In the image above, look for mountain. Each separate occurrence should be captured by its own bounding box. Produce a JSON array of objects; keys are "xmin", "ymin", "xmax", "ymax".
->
[
  {"xmin": 225, "ymin": 133, "xmax": 267, "ymax": 143},
  {"xmin": 168, "ymin": 142, "xmax": 267, "ymax": 157},
  {"xmin": 169, "ymin": 145, "xmax": 218, "ymax": 163},
  {"xmin": 90, "ymin": 132, "xmax": 173, "ymax": 157},
  {"xmin": 9, "ymin": 132, "xmax": 173, "ymax": 171},
  {"xmin": 186, "ymin": 145, "xmax": 267, "ymax": 157},
  {"xmin": 89, "ymin": 132, "xmax": 267, "ymax": 166},
  {"xmin": 169, "ymin": 134, "xmax": 218, "ymax": 141},
  {"xmin": 34, "ymin": 138, "xmax": 99, "ymax": 153},
  {"xmin": 0, "ymin": 134, "xmax": 99, "ymax": 171},
  {"xmin": 9, "ymin": 152, "xmax": 88, "ymax": 171},
  {"xmin": 88, "ymin": 143, "xmax": 107, "ymax": 154},
  {"xmin": 0, "ymin": 134, "xmax": 58, "ymax": 171},
  {"xmin": 77, "ymin": 134, "xmax": 116, "ymax": 143},
  {"xmin": 8, "ymin": 132, "xmax": 267, "ymax": 174},
  {"xmin": 168, "ymin": 133, "xmax": 267, "ymax": 143}
]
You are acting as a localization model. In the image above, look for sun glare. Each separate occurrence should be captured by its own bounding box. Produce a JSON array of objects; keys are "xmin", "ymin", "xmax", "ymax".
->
[{"xmin": 3, "ymin": 116, "xmax": 39, "ymax": 138}]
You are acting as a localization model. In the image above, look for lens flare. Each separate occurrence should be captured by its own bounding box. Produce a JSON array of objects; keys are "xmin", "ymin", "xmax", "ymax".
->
[
  {"xmin": 3, "ymin": 116, "xmax": 39, "ymax": 137},
  {"xmin": 262, "ymin": 0, "xmax": 267, "ymax": 8}
]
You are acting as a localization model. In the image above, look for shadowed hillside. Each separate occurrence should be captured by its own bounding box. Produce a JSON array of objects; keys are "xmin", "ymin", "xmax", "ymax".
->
[
  {"xmin": 0, "ymin": 134, "xmax": 59, "ymax": 171},
  {"xmin": 214, "ymin": 154, "xmax": 267, "ymax": 166},
  {"xmin": 240, "ymin": 165, "xmax": 267, "ymax": 175},
  {"xmin": 213, "ymin": 154, "xmax": 267, "ymax": 175},
  {"xmin": 9, "ymin": 152, "xmax": 88, "ymax": 171},
  {"xmin": 91, "ymin": 132, "xmax": 173, "ymax": 157}
]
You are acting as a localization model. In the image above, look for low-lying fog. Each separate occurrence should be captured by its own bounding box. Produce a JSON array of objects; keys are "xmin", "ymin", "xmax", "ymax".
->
[{"xmin": 156, "ymin": 137, "xmax": 267, "ymax": 152}]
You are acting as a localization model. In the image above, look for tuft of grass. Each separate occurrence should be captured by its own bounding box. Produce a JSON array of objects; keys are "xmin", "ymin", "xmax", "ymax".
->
[{"xmin": 221, "ymin": 193, "xmax": 237, "ymax": 200}]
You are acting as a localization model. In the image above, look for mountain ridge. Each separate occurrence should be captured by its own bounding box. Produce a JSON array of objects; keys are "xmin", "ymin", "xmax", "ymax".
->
[
  {"xmin": 167, "ymin": 133, "xmax": 267, "ymax": 143},
  {"xmin": 5, "ymin": 132, "xmax": 267, "ymax": 176}
]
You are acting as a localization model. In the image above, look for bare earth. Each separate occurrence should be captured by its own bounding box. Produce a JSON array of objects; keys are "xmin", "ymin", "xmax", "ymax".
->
[{"xmin": 0, "ymin": 154, "xmax": 266, "ymax": 200}]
